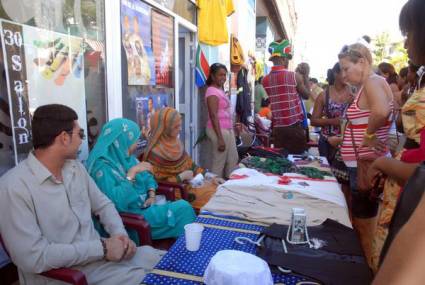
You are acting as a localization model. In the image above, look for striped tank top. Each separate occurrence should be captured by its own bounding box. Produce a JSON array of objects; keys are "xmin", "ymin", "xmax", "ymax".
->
[{"xmin": 341, "ymin": 86, "xmax": 393, "ymax": 167}]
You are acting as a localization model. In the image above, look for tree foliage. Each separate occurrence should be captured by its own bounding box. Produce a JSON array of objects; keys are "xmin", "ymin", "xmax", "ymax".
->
[{"xmin": 371, "ymin": 32, "xmax": 408, "ymax": 72}]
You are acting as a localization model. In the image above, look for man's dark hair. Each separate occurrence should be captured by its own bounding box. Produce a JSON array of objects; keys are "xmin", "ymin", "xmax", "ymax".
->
[
  {"xmin": 399, "ymin": 67, "xmax": 408, "ymax": 78},
  {"xmin": 326, "ymin": 62, "xmax": 341, "ymax": 86},
  {"xmin": 32, "ymin": 104, "xmax": 78, "ymax": 149},
  {"xmin": 309, "ymin": 78, "xmax": 318, "ymax": 84},
  {"xmin": 261, "ymin": 97, "xmax": 270, "ymax": 107},
  {"xmin": 362, "ymin": 35, "xmax": 371, "ymax": 44}
]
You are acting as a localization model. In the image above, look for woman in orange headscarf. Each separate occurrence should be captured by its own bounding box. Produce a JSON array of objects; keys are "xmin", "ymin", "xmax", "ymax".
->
[
  {"xmin": 142, "ymin": 107, "xmax": 218, "ymax": 211},
  {"xmin": 142, "ymin": 107, "xmax": 204, "ymax": 183}
]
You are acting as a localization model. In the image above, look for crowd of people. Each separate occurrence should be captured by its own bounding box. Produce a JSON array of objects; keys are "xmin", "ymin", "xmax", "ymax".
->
[{"xmin": 0, "ymin": 0, "xmax": 424, "ymax": 283}]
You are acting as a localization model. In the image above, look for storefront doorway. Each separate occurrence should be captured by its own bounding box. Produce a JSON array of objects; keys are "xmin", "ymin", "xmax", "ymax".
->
[{"xmin": 178, "ymin": 24, "xmax": 196, "ymax": 158}]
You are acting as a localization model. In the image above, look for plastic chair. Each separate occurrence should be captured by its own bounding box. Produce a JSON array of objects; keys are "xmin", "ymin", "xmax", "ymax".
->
[
  {"xmin": 0, "ymin": 234, "xmax": 88, "ymax": 285},
  {"xmin": 0, "ymin": 213, "xmax": 152, "ymax": 285},
  {"xmin": 157, "ymin": 181, "xmax": 189, "ymax": 201}
]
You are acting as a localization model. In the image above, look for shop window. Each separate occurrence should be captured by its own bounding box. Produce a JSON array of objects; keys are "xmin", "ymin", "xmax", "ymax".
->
[
  {"xmin": 0, "ymin": 0, "xmax": 107, "ymax": 168},
  {"xmin": 121, "ymin": 0, "xmax": 174, "ymax": 139},
  {"xmin": 151, "ymin": 0, "xmax": 196, "ymax": 24},
  {"xmin": 172, "ymin": 0, "xmax": 196, "ymax": 24}
]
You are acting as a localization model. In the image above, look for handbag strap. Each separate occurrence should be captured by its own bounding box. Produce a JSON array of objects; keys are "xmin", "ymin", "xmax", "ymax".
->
[
  {"xmin": 393, "ymin": 109, "xmax": 400, "ymax": 144},
  {"xmin": 348, "ymin": 120, "xmax": 360, "ymax": 161},
  {"xmin": 325, "ymin": 87, "xmax": 332, "ymax": 135}
]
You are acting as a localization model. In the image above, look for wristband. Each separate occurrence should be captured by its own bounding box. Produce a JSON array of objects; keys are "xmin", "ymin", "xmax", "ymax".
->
[
  {"xmin": 364, "ymin": 131, "xmax": 376, "ymax": 140},
  {"xmin": 101, "ymin": 239, "xmax": 107, "ymax": 260},
  {"xmin": 148, "ymin": 189, "xmax": 156, "ymax": 198}
]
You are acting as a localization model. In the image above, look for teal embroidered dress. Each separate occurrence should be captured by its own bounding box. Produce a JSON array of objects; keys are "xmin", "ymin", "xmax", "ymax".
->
[{"xmin": 86, "ymin": 118, "xmax": 195, "ymax": 242}]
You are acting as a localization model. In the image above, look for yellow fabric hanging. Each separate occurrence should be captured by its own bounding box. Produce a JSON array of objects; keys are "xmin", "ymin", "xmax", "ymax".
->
[
  {"xmin": 231, "ymin": 34, "xmax": 245, "ymax": 65},
  {"xmin": 255, "ymin": 60, "xmax": 265, "ymax": 81},
  {"xmin": 197, "ymin": 0, "xmax": 235, "ymax": 46}
]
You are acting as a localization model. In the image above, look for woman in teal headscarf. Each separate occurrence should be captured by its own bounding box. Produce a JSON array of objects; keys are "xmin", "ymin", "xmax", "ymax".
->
[{"xmin": 87, "ymin": 118, "xmax": 196, "ymax": 242}]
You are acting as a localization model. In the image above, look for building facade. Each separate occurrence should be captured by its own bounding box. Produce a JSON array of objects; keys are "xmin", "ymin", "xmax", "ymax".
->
[{"xmin": 0, "ymin": 0, "xmax": 296, "ymax": 272}]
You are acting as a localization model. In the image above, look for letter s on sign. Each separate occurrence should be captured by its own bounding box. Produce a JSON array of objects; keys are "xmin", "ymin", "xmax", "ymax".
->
[{"xmin": 11, "ymin": 55, "xmax": 21, "ymax": 71}]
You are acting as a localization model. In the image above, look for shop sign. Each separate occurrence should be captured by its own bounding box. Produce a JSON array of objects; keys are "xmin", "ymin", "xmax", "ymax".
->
[
  {"xmin": 1, "ymin": 20, "xmax": 89, "ymax": 163},
  {"xmin": 0, "ymin": 20, "xmax": 32, "ymax": 161}
]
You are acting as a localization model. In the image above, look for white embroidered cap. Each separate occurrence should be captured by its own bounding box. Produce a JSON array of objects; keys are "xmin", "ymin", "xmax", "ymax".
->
[{"xmin": 203, "ymin": 250, "xmax": 273, "ymax": 285}]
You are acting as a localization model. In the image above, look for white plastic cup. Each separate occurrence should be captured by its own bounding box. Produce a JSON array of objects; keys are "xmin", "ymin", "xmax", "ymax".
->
[{"xmin": 184, "ymin": 223, "xmax": 204, "ymax": 251}]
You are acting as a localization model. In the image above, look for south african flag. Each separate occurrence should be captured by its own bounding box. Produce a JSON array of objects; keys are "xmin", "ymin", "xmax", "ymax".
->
[{"xmin": 195, "ymin": 45, "xmax": 209, "ymax": 87}]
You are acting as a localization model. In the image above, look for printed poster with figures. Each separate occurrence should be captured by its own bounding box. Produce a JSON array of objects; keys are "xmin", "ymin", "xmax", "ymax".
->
[
  {"xmin": 121, "ymin": 0, "xmax": 155, "ymax": 86},
  {"xmin": 135, "ymin": 89, "xmax": 172, "ymax": 137},
  {"xmin": 0, "ymin": 19, "xmax": 89, "ymax": 162},
  {"xmin": 152, "ymin": 10, "xmax": 174, "ymax": 87}
]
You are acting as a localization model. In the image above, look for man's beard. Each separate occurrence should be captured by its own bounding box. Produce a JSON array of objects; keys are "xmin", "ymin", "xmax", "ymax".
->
[{"xmin": 66, "ymin": 148, "xmax": 81, "ymax": 160}]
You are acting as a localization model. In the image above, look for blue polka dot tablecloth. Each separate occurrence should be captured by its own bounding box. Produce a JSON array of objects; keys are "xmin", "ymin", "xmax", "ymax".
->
[{"xmin": 142, "ymin": 212, "xmax": 306, "ymax": 284}]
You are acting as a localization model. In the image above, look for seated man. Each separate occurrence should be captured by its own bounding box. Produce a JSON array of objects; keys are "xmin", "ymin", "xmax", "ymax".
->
[{"xmin": 0, "ymin": 104, "xmax": 164, "ymax": 285}]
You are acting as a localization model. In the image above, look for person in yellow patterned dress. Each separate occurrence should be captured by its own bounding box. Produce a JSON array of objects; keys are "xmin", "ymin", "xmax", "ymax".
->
[{"xmin": 370, "ymin": 0, "xmax": 425, "ymax": 271}]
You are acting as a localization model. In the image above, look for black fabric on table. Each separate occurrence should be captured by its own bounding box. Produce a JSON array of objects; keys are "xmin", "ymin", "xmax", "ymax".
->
[{"xmin": 256, "ymin": 219, "xmax": 373, "ymax": 285}]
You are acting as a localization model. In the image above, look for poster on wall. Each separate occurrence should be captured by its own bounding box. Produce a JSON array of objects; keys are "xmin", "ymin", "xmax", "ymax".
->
[
  {"xmin": 121, "ymin": 0, "xmax": 155, "ymax": 86},
  {"xmin": 135, "ymin": 89, "xmax": 172, "ymax": 137},
  {"xmin": 152, "ymin": 10, "xmax": 174, "ymax": 87},
  {"xmin": 0, "ymin": 20, "xmax": 89, "ymax": 162}
]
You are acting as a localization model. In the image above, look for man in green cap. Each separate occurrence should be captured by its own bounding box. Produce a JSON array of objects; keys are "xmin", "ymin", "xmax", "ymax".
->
[{"xmin": 262, "ymin": 39, "xmax": 312, "ymax": 154}]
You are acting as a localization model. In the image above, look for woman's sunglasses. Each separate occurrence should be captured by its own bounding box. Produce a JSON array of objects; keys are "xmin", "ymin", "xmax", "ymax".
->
[{"xmin": 339, "ymin": 45, "xmax": 363, "ymax": 59}]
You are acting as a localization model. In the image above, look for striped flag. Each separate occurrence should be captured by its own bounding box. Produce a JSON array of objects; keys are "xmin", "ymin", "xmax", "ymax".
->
[{"xmin": 195, "ymin": 45, "xmax": 209, "ymax": 87}]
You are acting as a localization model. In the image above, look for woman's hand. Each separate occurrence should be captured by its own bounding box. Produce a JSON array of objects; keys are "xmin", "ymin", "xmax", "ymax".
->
[
  {"xmin": 327, "ymin": 136, "xmax": 343, "ymax": 147},
  {"xmin": 137, "ymin": 161, "xmax": 153, "ymax": 173},
  {"xmin": 143, "ymin": 197, "xmax": 155, "ymax": 208},
  {"xmin": 368, "ymin": 157, "xmax": 387, "ymax": 188},
  {"xmin": 213, "ymin": 177, "xmax": 226, "ymax": 185},
  {"xmin": 127, "ymin": 162, "xmax": 153, "ymax": 180},
  {"xmin": 179, "ymin": 170, "xmax": 194, "ymax": 181},
  {"xmin": 218, "ymin": 137, "xmax": 226, "ymax": 152},
  {"xmin": 143, "ymin": 189, "xmax": 156, "ymax": 208},
  {"xmin": 362, "ymin": 135, "xmax": 386, "ymax": 153},
  {"xmin": 328, "ymin": 117, "xmax": 341, "ymax": 126}
]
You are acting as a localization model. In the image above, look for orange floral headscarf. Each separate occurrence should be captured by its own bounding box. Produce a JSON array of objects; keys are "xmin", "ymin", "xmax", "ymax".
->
[{"xmin": 143, "ymin": 107, "xmax": 183, "ymax": 161}]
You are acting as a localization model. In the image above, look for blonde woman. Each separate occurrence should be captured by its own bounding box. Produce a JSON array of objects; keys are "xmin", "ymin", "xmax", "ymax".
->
[{"xmin": 337, "ymin": 43, "xmax": 393, "ymax": 265}]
